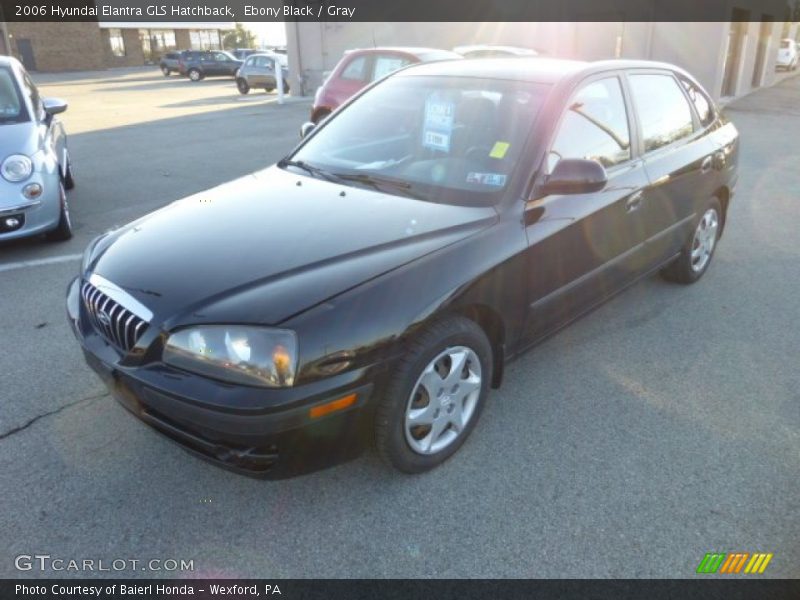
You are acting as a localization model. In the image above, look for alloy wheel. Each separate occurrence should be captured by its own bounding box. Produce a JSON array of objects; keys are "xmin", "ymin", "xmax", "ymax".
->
[
  {"xmin": 690, "ymin": 208, "xmax": 719, "ymax": 273},
  {"xmin": 404, "ymin": 346, "xmax": 482, "ymax": 455}
]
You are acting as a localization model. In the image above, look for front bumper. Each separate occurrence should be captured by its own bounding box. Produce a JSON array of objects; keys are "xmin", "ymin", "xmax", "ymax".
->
[
  {"xmin": 66, "ymin": 277, "xmax": 383, "ymax": 478},
  {"xmin": 0, "ymin": 173, "xmax": 61, "ymax": 241}
]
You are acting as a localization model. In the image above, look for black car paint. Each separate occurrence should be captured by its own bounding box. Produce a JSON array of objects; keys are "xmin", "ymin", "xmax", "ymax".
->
[{"xmin": 68, "ymin": 59, "xmax": 739, "ymax": 477}]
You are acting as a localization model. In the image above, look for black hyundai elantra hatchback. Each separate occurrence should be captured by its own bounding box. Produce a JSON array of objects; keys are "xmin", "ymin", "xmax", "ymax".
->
[{"xmin": 67, "ymin": 58, "xmax": 738, "ymax": 477}]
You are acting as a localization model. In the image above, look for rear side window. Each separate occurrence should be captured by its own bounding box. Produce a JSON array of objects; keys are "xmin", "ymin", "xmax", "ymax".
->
[
  {"xmin": 629, "ymin": 74, "xmax": 694, "ymax": 153},
  {"xmin": 372, "ymin": 55, "xmax": 411, "ymax": 81},
  {"xmin": 547, "ymin": 76, "xmax": 631, "ymax": 172},
  {"xmin": 340, "ymin": 56, "xmax": 369, "ymax": 81},
  {"xmin": 680, "ymin": 77, "xmax": 714, "ymax": 128}
]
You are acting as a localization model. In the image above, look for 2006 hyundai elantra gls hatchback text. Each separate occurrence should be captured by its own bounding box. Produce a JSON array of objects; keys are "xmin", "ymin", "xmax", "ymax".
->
[{"xmin": 67, "ymin": 58, "xmax": 738, "ymax": 477}]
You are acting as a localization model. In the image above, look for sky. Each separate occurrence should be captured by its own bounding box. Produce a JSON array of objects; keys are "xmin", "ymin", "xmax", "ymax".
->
[{"xmin": 244, "ymin": 22, "xmax": 288, "ymax": 47}]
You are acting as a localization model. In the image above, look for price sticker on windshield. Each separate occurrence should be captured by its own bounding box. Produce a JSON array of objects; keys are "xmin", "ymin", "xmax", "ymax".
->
[{"xmin": 422, "ymin": 95, "xmax": 455, "ymax": 152}]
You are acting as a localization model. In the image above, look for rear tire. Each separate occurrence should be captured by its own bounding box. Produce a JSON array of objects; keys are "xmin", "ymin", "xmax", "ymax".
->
[
  {"xmin": 375, "ymin": 316, "xmax": 492, "ymax": 474},
  {"xmin": 188, "ymin": 68, "xmax": 202, "ymax": 82},
  {"xmin": 45, "ymin": 181, "xmax": 73, "ymax": 242},
  {"xmin": 161, "ymin": 66, "xmax": 170, "ymax": 76},
  {"xmin": 236, "ymin": 78, "xmax": 250, "ymax": 94},
  {"xmin": 660, "ymin": 197, "xmax": 722, "ymax": 284}
]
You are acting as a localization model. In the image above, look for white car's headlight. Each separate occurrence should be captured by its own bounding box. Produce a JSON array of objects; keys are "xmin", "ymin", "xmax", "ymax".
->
[
  {"xmin": 163, "ymin": 325, "xmax": 298, "ymax": 387},
  {"xmin": 1, "ymin": 154, "xmax": 33, "ymax": 182}
]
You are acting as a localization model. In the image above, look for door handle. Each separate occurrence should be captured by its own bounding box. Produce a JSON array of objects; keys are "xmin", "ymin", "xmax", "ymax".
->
[
  {"xmin": 625, "ymin": 191, "xmax": 643, "ymax": 213},
  {"xmin": 700, "ymin": 156, "xmax": 713, "ymax": 173}
]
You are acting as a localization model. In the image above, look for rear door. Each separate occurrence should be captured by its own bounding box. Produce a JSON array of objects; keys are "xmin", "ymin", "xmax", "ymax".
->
[
  {"xmin": 626, "ymin": 71, "xmax": 719, "ymax": 263},
  {"xmin": 521, "ymin": 74, "xmax": 651, "ymax": 343}
]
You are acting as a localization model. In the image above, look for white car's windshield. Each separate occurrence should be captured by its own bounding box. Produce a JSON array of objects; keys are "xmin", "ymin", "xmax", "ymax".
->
[
  {"xmin": 0, "ymin": 67, "xmax": 25, "ymax": 124},
  {"xmin": 288, "ymin": 75, "xmax": 549, "ymax": 205}
]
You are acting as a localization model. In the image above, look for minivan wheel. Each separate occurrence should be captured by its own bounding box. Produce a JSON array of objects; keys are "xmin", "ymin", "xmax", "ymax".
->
[
  {"xmin": 46, "ymin": 181, "xmax": 73, "ymax": 242},
  {"xmin": 161, "ymin": 66, "xmax": 170, "ymax": 76},
  {"xmin": 236, "ymin": 78, "xmax": 250, "ymax": 94},
  {"xmin": 375, "ymin": 316, "xmax": 492, "ymax": 473},
  {"xmin": 661, "ymin": 197, "xmax": 722, "ymax": 284},
  {"xmin": 188, "ymin": 68, "xmax": 202, "ymax": 81}
]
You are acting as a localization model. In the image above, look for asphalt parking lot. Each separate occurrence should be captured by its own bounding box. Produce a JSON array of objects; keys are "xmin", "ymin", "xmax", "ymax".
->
[{"xmin": 1, "ymin": 67, "xmax": 798, "ymax": 579}]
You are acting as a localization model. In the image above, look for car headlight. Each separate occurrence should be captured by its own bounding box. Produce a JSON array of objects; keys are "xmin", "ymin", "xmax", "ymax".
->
[
  {"xmin": 1, "ymin": 154, "xmax": 33, "ymax": 182},
  {"xmin": 163, "ymin": 325, "xmax": 298, "ymax": 387}
]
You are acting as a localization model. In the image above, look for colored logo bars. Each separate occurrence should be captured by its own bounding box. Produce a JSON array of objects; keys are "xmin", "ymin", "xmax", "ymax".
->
[{"xmin": 696, "ymin": 552, "xmax": 773, "ymax": 574}]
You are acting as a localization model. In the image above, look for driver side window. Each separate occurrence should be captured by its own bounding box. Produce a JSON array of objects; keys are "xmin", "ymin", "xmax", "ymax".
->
[{"xmin": 547, "ymin": 77, "xmax": 631, "ymax": 173}]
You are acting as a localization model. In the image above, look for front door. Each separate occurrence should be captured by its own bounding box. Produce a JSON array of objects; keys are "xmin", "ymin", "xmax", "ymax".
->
[{"xmin": 521, "ymin": 75, "xmax": 650, "ymax": 344}]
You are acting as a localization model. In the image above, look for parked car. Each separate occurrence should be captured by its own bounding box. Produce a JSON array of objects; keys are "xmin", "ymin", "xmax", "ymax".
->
[
  {"xmin": 68, "ymin": 58, "xmax": 738, "ymax": 478},
  {"xmin": 177, "ymin": 50, "xmax": 243, "ymax": 81},
  {"xmin": 453, "ymin": 44, "xmax": 538, "ymax": 58},
  {"xmin": 776, "ymin": 38, "xmax": 798, "ymax": 70},
  {"xmin": 1, "ymin": 56, "xmax": 74, "ymax": 242},
  {"xmin": 236, "ymin": 53, "xmax": 290, "ymax": 94},
  {"xmin": 158, "ymin": 51, "xmax": 183, "ymax": 76},
  {"xmin": 310, "ymin": 47, "xmax": 461, "ymax": 123},
  {"xmin": 231, "ymin": 48, "xmax": 258, "ymax": 61}
]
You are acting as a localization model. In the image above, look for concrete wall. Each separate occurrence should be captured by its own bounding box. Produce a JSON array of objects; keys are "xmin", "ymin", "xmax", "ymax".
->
[{"xmin": 288, "ymin": 21, "xmax": 797, "ymax": 100}]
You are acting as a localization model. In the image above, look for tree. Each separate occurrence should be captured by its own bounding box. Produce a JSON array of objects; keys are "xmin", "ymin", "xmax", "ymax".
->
[{"xmin": 223, "ymin": 23, "xmax": 256, "ymax": 50}]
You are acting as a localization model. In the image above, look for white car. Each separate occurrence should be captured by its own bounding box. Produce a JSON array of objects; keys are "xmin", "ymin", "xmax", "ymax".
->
[
  {"xmin": 453, "ymin": 44, "xmax": 538, "ymax": 59},
  {"xmin": 776, "ymin": 38, "xmax": 798, "ymax": 71}
]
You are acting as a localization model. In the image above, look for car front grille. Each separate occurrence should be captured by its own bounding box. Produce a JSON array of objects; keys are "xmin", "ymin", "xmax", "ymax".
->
[{"xmin": 81, "ymin": 280, "xmax": 148, "ymax": 352}]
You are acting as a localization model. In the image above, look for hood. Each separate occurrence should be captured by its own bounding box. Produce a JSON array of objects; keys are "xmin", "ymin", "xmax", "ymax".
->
[
  {"xmin": 0, "ymin": 121, "xmax": 39, "ymax": 159},
  {"xmin": 89, "ymin": 166, "xmax": 496, "ymax": 326}
]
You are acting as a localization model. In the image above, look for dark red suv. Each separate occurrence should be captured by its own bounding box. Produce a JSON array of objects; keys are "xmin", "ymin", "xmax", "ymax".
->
[{"xmin": 310, "ymin": 47, "xmax": 461, "ymax": 123}]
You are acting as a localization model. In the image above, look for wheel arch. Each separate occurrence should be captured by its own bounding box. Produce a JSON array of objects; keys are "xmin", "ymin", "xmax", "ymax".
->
[
  {"xmin": 713, "ymin": 185, "xmax": 730, "ymax": 237},
  {"xmin": 444, "ymin": 304, "xmax": 506, "ymax": 389}
]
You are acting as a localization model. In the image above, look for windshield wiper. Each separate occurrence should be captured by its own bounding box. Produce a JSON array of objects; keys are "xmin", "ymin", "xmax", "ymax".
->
[
  {"xmin": 278, "ymin": 159, "xmax": 339, "ymax": 182},
  {"xmin": 331, "ymin": 172, "xmax": 424, "ymax": 199}
]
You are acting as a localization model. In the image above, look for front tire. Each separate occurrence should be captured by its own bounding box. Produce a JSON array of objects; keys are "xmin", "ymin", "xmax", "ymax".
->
[
  {"xmin": 161, "ymin": 66, "xmax": 170, "ymax": 76},
  {"xmin": 661, "ymin": 197, "xmax": 722, "ymax": 284},
  {"xmin": 375, "ymin": 316, "xmax": 492, "ymax": 474},
  {"xmin": 45, "ymin": 181, "xmax": 73, "ymax": 242},
  {"xmin": 63, "ymin": 160, "xmax": 75, "ymax": 190},
  {"xmin": 236, "ymin": 78, "xmax": 250, "ymax": 94}
]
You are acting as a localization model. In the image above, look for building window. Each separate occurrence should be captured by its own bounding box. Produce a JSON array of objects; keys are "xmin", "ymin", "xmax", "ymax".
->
[
  {"xmin": 108, "ymin": 29, "xmax": 126, "ymax": 57},
  {"xmin": 189, "ymin": 30, "xmax": 220, "ymax": 50}
]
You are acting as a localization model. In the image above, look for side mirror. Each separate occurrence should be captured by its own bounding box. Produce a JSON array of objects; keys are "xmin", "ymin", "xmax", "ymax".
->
[
  {"xmin": 299, "ymin": 121, "xmax": 316, "ymax": 139},
  {"xmin": 539, "ymin": 158, "xmax": 607, "ymax": 196},
  {"xmin": 42, "ymin": 97, "xmax": 68, "ymax": 116}
]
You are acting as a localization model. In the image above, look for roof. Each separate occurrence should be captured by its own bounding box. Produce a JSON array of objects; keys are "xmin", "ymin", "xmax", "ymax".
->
[
  {"xmin": 0, "ymin": 55, "xmax": 20, "ymax": 68},
  {"xmin": 397, "ymin": 57, "xmax": 689, "ymax": 84},
  {"xmin": 346, "ymin": 47, "xmax": 461, "ymax": 58}
]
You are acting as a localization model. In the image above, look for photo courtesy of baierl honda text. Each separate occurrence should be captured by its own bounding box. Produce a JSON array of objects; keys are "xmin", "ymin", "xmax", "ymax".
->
[{"xmin": 0, "ymin": 0, "xmax": 798, "ymax": 598}]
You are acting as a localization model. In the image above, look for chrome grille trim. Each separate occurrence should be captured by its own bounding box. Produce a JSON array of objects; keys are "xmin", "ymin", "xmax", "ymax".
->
[{"xmin": 80, "ymin": 276, "xmax": 151, "ymax": 352}]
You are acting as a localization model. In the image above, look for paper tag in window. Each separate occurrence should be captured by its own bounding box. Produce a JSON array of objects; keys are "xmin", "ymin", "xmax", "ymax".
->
[
  {"xmin": 422, "ymin": 94, "xmax": 454, "ymax": 152},
  {"xmin": 489, "ymin": 141, "xmax": 510, "ymax": 159}
]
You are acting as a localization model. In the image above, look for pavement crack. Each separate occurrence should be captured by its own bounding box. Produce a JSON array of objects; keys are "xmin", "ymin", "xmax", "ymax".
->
[{"xmin": 0, "ymin": 392, "xmax": 109, "ymax": 442}]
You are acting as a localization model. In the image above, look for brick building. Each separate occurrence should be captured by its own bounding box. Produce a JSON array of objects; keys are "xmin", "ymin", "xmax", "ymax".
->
[{"xmin": 0, "ymin": 22, "xmax": 233, "ymax": 72}]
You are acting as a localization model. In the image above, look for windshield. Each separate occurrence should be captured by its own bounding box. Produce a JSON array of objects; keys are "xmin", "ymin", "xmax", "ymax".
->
[
  {"xmin": 288, "ymin": 75, "xmax": 549, "ymax": 205},
  {"xmin": 0, "ymin": 67, "xmax": 27, "ymax": 125}
]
